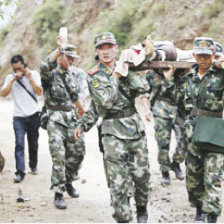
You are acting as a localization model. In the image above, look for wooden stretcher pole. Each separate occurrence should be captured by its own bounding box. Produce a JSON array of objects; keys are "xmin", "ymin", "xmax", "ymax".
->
[{"xmin": 129, "ymin": 61, "xmax": 195, "ymax": 71}]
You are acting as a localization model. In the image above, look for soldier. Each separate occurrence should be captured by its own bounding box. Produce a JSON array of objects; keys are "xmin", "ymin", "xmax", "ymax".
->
[
  {"xmin": 75, "ymin": 32, "xmax": 152, "ymax": 223},
  {"xmin": 166, "ymin": 37, "xmax": 224, "ymax": 223},
  {"xmin": 40, "ymin": 37, "xmax": 86, "ymax": 209},
  {"xmin": 214, "ymin": 41, "xmax": 223, "ymax": 60},
  {"xmin": 146, "ymin": 67, "xmax": 185, "ymax": 185},
  {"xmin": 1, "ymin": 55, "xmax": 42, "ymax": 182}
]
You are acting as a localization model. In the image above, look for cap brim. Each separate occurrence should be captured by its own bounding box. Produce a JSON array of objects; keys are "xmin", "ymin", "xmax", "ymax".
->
[
  {"xmin": 95, "ymin": 39, "xmax": 116, "ymax": 48},
  {"xmin": 194, "ymin": 48, "xmax": 213, "ymax": 55},
  {"xmin": 215, "ymin": 52, "xmax": 223, "ymax": 56},
  {"xmin": 65, "ymin": 53, "xmax": 80, "ymax": 58}
]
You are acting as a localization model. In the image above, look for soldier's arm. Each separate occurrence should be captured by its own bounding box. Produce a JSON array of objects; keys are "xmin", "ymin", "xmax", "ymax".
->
[
  {"xmin": 127, "ymin": 71, "xmax": 152, "ymax": 121},
  {"xmin": 74, "ymin": 101, "xmax": 99, "ymax": 140},
  {"xmin": 75, "ymin": 100, "xmax": 85, "ymax": 117},
  {"xmin": 40, "ymin": 52, "xmax": 58, "ymax": 80},
  {"xmin": 40, "ymin": 36, "xmax": 63, "ymax": 80},
  {"xmin": 145, "ymin": 70, "xmax": 154, "ymax": 94}
]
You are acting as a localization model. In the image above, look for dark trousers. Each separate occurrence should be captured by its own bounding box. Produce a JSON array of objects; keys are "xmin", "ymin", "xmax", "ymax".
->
[{"xmin": 13, "ymin": 112, "xmax": 40, "ymax": 175}]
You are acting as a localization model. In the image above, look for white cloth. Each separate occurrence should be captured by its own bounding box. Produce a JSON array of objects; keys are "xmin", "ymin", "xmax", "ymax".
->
[
  {"xmin": 176, "ymin": 48, "xmax": 195, "ymax": 62},
  {"xmin": 2, "ymin": 70, "xmax": 41, "ymax": 117},
  {"xmin": 114, "ymin": 44, "xmax": 147, "ymax": 77}
]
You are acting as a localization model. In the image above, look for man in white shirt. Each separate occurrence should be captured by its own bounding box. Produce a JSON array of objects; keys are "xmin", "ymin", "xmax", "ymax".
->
[{"xmin": 1, "ymin": 55, "xmax": 42, "ymax": 183}]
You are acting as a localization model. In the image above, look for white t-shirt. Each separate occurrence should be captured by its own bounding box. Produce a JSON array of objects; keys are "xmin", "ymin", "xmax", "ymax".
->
[{"xmin": 2, "ymin": 70, "xmax": 41, "ymax": 117}]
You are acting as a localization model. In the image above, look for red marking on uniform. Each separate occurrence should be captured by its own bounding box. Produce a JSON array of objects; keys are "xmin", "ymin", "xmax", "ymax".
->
[{"xmin": 88, "ymin": 67, "xmax": 100, "ymax": 75}]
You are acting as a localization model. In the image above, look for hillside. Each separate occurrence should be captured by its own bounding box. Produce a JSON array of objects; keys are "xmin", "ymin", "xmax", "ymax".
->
[{"xmin": 0, "ymin": 0, "xmax": 224, "ymax": 84}]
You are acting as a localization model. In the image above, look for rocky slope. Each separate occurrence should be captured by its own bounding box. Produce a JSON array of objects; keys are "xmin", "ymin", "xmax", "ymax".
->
[{"xmin": 0, "ymin": 0, "xmax": 223, "ymax": 84}]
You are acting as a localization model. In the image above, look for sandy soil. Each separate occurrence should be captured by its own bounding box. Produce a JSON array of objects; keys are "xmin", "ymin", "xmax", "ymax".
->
[{"xmin": 0, "ymin": 99, "xmax": 224, "ymax": 223}]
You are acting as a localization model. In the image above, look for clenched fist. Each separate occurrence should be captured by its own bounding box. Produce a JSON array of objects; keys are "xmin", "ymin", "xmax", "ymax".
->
[{"xmin": 143, "ymin": 35, "xmax": 154, "ymax": 56}]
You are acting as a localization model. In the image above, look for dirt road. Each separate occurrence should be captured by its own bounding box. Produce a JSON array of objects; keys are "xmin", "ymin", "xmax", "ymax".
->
[{"xmin": 0, "ymin": 99, "xmax": 223, "ymax": 223}]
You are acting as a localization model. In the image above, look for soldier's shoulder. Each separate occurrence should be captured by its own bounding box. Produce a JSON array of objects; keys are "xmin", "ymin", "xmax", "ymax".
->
[
  {"xmin": 70, "ymin": 66, "xmax": 87, "ymax": 77},
  {"xmin": 88, "ymin": 66, "xmax": 100, "ymax": 76}
]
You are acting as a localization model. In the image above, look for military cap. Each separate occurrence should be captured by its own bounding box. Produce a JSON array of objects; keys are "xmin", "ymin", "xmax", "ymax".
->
[
  {"xmin": 61, "ymin": 44, "xmax": 80, "ymax": 58},
  {"xmin": 214, "ymin": 41, "xmax": 223, "ymax": 56},
  {"xmin": 193, "ymin": 37, "xmax": 214, "ymax": 55},
  {"xmin": 94, "ymin": 32, "xmax": 117, "ymax": 48}
]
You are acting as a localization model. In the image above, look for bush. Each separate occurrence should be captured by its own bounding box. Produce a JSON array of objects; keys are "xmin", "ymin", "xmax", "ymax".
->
[
  {"xmin": 31, "ymin": 0, "xmax": 63, "ymax": 57},
  {"xmin": 0, "ymin": 24, "xmax": 12, "ymax": 43}
]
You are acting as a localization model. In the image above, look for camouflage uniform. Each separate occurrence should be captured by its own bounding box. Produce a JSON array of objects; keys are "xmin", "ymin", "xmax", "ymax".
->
[
  {"xmin": 40, "ymin": 51, "xmax": 86, "ymax": 194},
  {"xmin": 78, "ymin": 62, "xmax": 150, "ymax": 222},
  {"xmin": 168, "ymin": 36, "xmax": 224, "ymax": 221},
  {"xmin": 174, "ymin": 63, "xmax": 224, "ymax": 216},
  {"xmin": 146, "ymin": 69, "xmax": 185, "ymax": 172}
]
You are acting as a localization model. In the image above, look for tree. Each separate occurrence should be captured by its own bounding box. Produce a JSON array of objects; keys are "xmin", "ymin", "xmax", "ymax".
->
[{"xmin": 0, "ymin": 0, "xmax": 21, "ymax": 19}]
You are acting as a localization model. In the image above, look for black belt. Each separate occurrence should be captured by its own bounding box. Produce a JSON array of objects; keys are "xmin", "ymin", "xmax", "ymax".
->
[
  {"xmin": 192, "ymin": 109, "xmax": 223, "ymax": 118},
  {"xmin": 46, "ymin": 105, "xmax": 73, "ymax": 112},
  {"xmin": 104, "ymin": 107, "xmax": 136, "ymax": 119}
]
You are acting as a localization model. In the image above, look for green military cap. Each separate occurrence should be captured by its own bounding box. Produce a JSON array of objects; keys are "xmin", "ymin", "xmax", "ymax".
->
[
  {"xmin": 94, "ymin": 32, "xmax": 117, "ymax": 48},
  {"xmin": 61, "ymin": 44, "xmax": 80, "ymax": 58},
  {"xmin": 214, "ymin": 41, "xmax": 223, "ymax": 57},
  {"xmin": 193, "ymin": 37, "xmax": 214, "ymax": 55}
]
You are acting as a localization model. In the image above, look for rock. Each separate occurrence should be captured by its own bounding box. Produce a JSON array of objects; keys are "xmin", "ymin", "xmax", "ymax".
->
[
  {"xmin": 81, "ymin": 179, "xmax": 87, "ymax": 184},
  {"xmin": 40, "ymin": 202, "xmax": 47, "ymax": 207}
]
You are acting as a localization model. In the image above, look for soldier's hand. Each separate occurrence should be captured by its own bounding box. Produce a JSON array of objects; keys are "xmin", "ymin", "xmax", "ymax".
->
[
  {"xmin": 74, "ymin": 128, "xmax": 83, "ymax": 141},
  {"xmin": 75, "ymin": 100, "xmax": 85, "ymax": 117},
  {"xmin": 112, "ymin": 72, "xmax": 122, "ymax": 79},
  {"xmin": 57, "ymin": 35, "xmax": 63, "ymax": 51},
  {"xmin": 214, "ymin": 57, "xmax": 224, "ymax": 69},
  {"xmin": 162, "ymin": 66, "xmax": 175, "ymax": 79},
  {"xmin": 144, "ymin": 35, "xmax": 154, "ymax": 56}
]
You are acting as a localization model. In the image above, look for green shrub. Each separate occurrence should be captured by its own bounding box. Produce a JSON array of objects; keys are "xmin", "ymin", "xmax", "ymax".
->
[
  {"xmin": 200, "ymin": 1, "xmax": 224, "ymax": 19},
  {"xmin": 0, "ymin": 24, "xmax": 12, "ymax": 43},
  {"xmin": 31, "ymin": 0, "xmax": 63, "ymax": 57}
]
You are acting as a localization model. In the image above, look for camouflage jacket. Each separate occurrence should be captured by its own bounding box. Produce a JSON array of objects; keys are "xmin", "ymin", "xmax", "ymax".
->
[
  {"xmin": 78, "ymin": 62, "xmax": 150, "ymax": 139},
  {"xmin": 40, "ymin": 56, "xmax": 87, "ymax": 127},
  {"xmin": 168, "ymin": 63, "xmax": 224, "ymax": 137},
  {"xmin": 146, "ymin": 69, "xmax": 177, "ymax": 119}
]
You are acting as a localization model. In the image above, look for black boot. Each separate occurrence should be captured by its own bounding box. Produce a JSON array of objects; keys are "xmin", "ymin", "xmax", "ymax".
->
[
  {"xmin": 54, "ymin": 193, "xmax": 67, "ymax": 209},
  {"xmin": 194, "ymin": 206, "xmax": 206, "ymax": 223},
  {"xmin": 136, "ymin": 206, "xmax": 148, "ymax": 223},
  {"xmin": 161, "ymin": 171, "xmax": 171, "ymax": 185},
  {"xmin": 171, "ymin": 162, "xmax": 185, "ymax": 180},
  {"xmin": 65, "ymin": 183, "xmax": 79, "ymax": 198},
  {"xmin": 207, "ymin": 212, "xmax": 217, "ymax": 223}
]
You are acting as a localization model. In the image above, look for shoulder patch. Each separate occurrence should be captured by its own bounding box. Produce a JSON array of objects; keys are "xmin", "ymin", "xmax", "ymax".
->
[
  {"xmin": 88, "ymin": 66, "xmax": 100, "ymax": 76},
  {"xmin": 90, "ymin": 79, "xmax": 100, "ymax": 88}
]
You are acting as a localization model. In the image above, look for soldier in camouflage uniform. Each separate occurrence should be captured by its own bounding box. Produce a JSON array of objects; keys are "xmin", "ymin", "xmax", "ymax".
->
[
  {"xmin": 214, "ymin": 41, "xmax": 223, "ymax": 60},
  {"xmin": 146, "ymin": 68, "xmax": 185, "ymax": 185},
  {"xmin": 40, "ymin": 37, "xmax": 87, "ymax": 209},
  {"xmin": 75, "ymin": 32, "xmax": 152, "ymax": 223},
  {"xmin": 165, "ymin": 37, "xmax": 224, "ymax": 223}
]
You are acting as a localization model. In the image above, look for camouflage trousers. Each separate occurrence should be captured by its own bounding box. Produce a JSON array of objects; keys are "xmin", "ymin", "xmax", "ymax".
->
[
  {"xmin": 186, "ymin": 142, "xmax": 224, "ymax": 215},
  {"xmin": 102, "ymin": 134, "xmax": 150, "ymax": 222},
  {"xmin": 154, "ymin": 116, "xmax": 186, "ymax": 172},
  {"xmin": 47, "ymin": 120, "xmax": 85, "ymax": 193}
]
